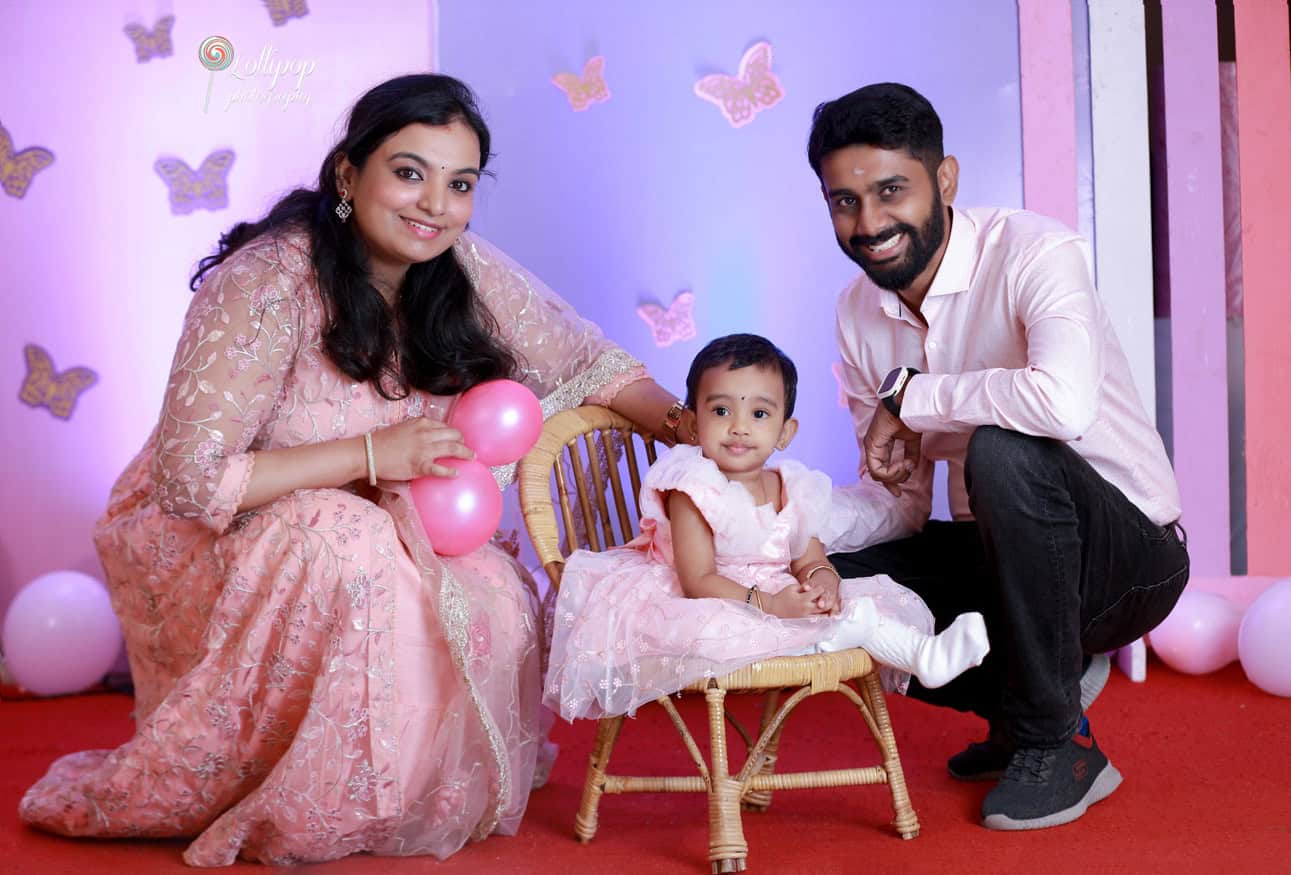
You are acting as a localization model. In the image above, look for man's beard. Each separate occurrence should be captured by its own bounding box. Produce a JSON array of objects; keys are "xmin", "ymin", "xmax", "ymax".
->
[{"xmin": 838, "ymin": 191, "xmax": 947, "ymax": 292}]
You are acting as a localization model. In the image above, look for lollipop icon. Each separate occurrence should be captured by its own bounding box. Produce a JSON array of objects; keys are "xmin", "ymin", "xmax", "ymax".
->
[{"xmin": 198, "ymin": 35, "xmax": 234, "ymax": 113}]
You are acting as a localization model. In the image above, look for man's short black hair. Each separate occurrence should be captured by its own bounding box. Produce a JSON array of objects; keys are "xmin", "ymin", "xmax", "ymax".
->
[
  {"xmin": 684, "ymin": 333, "xmax": 798, "ymax": 418},
  {"xmin": 807, "ymin": 82, "xmax": 944, "ymax": 178}
]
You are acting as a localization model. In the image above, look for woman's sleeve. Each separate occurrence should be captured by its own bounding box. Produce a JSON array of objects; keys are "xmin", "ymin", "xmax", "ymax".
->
[
  {"xmin": 455, "ymin": 233, "xmax": 648, "ymax": 416},
  {"xmin": 150, "ymin": 238, "xmax": 305, "ymax": 533}
]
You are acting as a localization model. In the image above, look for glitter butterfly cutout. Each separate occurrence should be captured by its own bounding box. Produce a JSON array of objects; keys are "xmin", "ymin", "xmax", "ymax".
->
[
  {"xmin": 123, "ymin": 15, "xmax": 175, "ymax": 63},
  {"xmin": 263, "ymin": 0, "xmax": 309, "ymax": 27},
  {"xmin": 693, "ymin": 41, "xmax": 784, "ymax": 128},
  {"xmin": 154, "ymin": 149, "xmax": 236, "ymax": 215},
  {"xmin": 19, "ymin": 344, "xmax": 98, "ymax": 421},
  {"xmin": 551, "ymin": 56, "xmax": 611, "ymax": 112},
  {"xmin": 636, "ymin": 291, "xmax": 697, "ymax": 348},
  {"xmin": 830, "ymin": 362, "xmax": 850, "ymax": 409},
  {"xmin": 0, "ymin": 122, "xmax": 55, "ymax": 199}
]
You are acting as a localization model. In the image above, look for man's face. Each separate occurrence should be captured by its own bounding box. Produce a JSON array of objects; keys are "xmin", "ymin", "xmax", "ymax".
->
[{"xmin": 819, "ymin": 145, "xmax": 952, "ymax": 293}]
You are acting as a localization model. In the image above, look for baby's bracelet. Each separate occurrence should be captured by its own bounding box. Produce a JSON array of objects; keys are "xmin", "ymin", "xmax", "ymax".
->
[
  {"xmin": 745, "ymin": 585, "xmax": 757, "ymax": 605},
  {"xmin": 800, "ymin": 563, "xmax": 840, "ymax": 584}
]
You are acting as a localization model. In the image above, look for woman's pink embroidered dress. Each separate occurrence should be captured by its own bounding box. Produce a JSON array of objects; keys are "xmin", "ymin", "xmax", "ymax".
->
[{"xmin": 19, "ymin": 230, "xmax": 643, "ymax": 866}]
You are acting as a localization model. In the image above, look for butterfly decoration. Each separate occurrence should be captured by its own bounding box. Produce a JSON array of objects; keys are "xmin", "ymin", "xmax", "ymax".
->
[
  {"xmin": 830, "ymin": 362, "xmax": 850, "ymax": 409},
  {"xmin": 551, "ymin": 56, "xmax": 612, "ymax": 112},
  {"xmin": 1, "ymin": 122, "xmax": 55, "ymax": 199},
  {"xmin": 154, "ymin": 149, "xmax": 236, "ymax": 215},
  {"xmin": 18, "ymin": 344, "xmax": 98, "ymax": 421},
  {"xmin": 123, "ymin": 15, "xmax": 175, "ymax": 63},
  {"xmin": 636, "ymin": 291, "xmax": 697, "ymax": 348},
  {"xmin": 693, "ymin": 41, "xmax": 784, "ymax": 128},
  {"xmin": 263, "ymin": 0, "xmax": 309, "ymax": 27}
]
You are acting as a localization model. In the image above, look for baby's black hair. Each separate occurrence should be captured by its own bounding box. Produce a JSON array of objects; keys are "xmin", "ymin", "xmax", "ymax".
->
[{"xmin": 684, "ymin": 333, "xmax": 798, "ymax": 418}]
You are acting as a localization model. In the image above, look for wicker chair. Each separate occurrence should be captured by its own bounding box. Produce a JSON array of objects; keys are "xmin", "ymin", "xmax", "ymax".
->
[{"xmin": 518, "ymin": 405, "xmax": 919, "ymax": 873}]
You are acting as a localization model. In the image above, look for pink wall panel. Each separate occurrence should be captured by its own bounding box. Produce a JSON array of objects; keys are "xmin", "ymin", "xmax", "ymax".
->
[{"xmin": 1233, "ymin": 1, "xmax": 1291, "ymax": 574}]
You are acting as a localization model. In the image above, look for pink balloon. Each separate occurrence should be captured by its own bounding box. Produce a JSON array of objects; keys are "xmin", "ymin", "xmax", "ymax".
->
[
  {"xmin": 1147, "ymin": 589, "xmax": 1242, "ymax": 675},
  {"xmin": 1238, "ymin": 578, "xmax": 1291, "ymax": 697},
  {"xmin": 449, "ymin": 379, "xmax": 543, "ymax": 466},
  {"xmin": 1, "ymin": 571, "xmax": 123, "ymax": 696},
  {"xmin": 409, "ymin": 458, "xmax": 504, "ymax": 557}
]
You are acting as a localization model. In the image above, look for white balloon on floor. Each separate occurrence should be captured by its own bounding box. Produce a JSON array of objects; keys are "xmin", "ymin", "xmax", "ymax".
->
[
  {"xmin": 1238, "ymin": 579, "xmax": 1291, "ymax": 698},
  {"xmin": 1, "ymin": 571, "xmax": 122, "ymax": 696}
]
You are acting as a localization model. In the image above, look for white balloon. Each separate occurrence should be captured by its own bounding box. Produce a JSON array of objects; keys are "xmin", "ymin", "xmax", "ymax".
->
[{"xmin": 2, "ymin": 571, "xmax": 122, "ymax": 696}]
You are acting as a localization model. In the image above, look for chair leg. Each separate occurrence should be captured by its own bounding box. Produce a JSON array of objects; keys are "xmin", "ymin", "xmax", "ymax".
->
[
  {"xmin": 705, "ymin": 687, "xmax": 749, "ymax": 873},
  {"xmin": 575, "ymin": 715, "xmax": 625, "ymax": 843},
  {"xmin": 740, "ymin": 690, "xmax": 783, "ymax": 812},
  {"xmin": 860, "ymin": 670, "xmax": 920, "ymax": 839}
]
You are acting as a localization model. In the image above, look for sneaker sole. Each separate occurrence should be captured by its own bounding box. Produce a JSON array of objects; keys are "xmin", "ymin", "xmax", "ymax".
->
[{"xmin": 981, "ymin": 761, "xmax": 1123, "ymax": 831}]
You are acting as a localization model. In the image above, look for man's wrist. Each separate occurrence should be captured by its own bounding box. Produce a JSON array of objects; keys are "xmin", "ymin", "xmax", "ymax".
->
[{"xmin": 878, "ymin": 367, "xmax": 921, "ymax": 417}]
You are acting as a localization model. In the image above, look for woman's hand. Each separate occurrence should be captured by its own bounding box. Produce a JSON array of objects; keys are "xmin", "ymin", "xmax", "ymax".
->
[
  {"xmin": 370, "ymin": 417, "xmax": 475, "ymax": 481},
  {"xmin": 763, "ymin": 583, "xmax": 831, "ymax": 619}
]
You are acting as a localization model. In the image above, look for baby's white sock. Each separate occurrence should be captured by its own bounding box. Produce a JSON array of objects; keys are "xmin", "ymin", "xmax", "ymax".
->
[{"xmin": 819, "ymin": 603, "xmax": 990, "ymax": 689}]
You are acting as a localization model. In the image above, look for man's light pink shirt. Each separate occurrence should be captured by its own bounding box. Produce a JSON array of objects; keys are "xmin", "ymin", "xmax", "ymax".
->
[{"xmin": 830, "ymin": 207, "xmax": 1181, "ymax": 551}]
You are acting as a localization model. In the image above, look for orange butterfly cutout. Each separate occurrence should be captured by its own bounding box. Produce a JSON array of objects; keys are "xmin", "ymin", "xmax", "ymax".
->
[
  {"xmin": 154, "ymin": 149, "xmax": 236, "ymax": 215},
  {"xmin": 263, "ymin": 0, "xmax": 309, "ymax": 27},
  {"xmin": 123, "ymin": 15, "xmax": 175, "ymax": 63},
  {"xmin": 19, "ymin": 344, "xmax": 98, "ymax": 420},
  {"xmin": 1, "ymin": 122, "xmax": 55, "ymax": 199},
  {"xmin": 693, "ymin": 41, "xmax": 784, "ymax": 128},
  {"xmin": 552, "ymin": 56, "xmax": 612, "ymax": 112}
]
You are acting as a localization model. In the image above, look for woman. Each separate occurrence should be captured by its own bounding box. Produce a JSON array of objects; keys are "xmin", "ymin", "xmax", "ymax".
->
[{"xmin": 19, "ymin": 74, "xmax": 687, "ymax": 866}]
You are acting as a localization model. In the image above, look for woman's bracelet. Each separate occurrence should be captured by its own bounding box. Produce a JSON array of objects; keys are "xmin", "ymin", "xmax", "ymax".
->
[
  {"xmin": 800, "ymin": 563, "xmax": 840, "ymax": 584},
  {"xmin": 661, "ymin": 399, "xmax": 684, "ymax": 445},
  {"xmin": 362, "ymin": 431, "xmax": 377, "ymax": 486}
]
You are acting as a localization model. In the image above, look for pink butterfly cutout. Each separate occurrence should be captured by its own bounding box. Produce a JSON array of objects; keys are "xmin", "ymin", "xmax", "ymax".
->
[
  {"xmin": 123, "ymin": 15, "xmax": 175, "ymax": 63},
  {"xmin": 552, "ymin": 56, "xmax": 611, "ymax": 111},
  {"xmin": 637, "ymin": 292, "xmax": 696, "ymax": 348},
  {"xmin": 693, "ymin": 41, "xmax": 784, "ymax": 128},
  {"xmin": 830, "ymin": 362, "xmax": 850, "ymax": 409}
]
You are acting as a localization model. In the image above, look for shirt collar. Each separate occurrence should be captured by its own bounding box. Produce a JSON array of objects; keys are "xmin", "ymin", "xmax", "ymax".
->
[{"xmin": 876, "ymin": 205, "xmax": 974, "ymax": 317}]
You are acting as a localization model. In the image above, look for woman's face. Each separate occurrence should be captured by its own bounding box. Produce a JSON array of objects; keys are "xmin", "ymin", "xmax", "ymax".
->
[{"xmin": 338, "ymin": 119, "xmax": 481, "ymax": 292}]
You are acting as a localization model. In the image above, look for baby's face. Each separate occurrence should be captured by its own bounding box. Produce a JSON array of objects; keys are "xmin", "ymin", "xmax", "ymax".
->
[{"xmin": 694, "ymin": 363, "xmax": 792, "ymax": 478}]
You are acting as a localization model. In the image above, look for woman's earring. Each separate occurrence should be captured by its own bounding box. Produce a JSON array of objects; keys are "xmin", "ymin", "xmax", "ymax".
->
[{"xmin": 335, "ymin": 189, "xmax": 353, "ymax": 222}]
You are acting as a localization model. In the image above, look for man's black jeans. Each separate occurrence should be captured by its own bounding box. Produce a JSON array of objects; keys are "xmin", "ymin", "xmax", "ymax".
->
[{"xmin": 829, "ymin": 426, "xmax": 1190, "ymax": 747}]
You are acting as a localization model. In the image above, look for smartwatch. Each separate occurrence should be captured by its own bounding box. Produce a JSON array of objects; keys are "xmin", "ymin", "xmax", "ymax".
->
[{"xmin": 877, "ymin": 366, "xmax": 920, "ymax": 417}]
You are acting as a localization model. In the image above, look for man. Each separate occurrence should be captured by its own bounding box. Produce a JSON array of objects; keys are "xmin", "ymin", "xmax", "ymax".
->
[{"xmin": 812, "ymin": 83, "xmax": 1190, "ymax": 830}]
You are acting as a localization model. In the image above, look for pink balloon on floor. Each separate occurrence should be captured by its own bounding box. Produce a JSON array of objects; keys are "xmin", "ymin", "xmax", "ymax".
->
[
  {"xmin": 1238, "ymin": 578, "xmax": 1291, "ymax": 697},
  {"xmin": 1, "ymin": 571, "xmax": 123, "ymax": 696},
  {"xmin": 409, "ymin": 458, "xmax": 504, "ymax": 557},
  {"xmin": 449, "ymin": 379, "xmax": 543, "ymax": 466},
  {"xmin": 1147, "ymin": 589, "xmax": 1243, "ymax": 675}
]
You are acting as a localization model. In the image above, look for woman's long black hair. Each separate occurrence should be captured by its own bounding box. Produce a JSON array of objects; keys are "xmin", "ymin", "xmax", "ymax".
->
[{"xmin": 191, "ymin": 74, "xmax": 518, "ymax": 399}]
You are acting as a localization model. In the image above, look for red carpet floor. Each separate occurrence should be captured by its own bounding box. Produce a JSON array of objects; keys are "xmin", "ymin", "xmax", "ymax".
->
[{"xmin": 3, "ymin": 656, "xmax": 1289, "ymax": 874}]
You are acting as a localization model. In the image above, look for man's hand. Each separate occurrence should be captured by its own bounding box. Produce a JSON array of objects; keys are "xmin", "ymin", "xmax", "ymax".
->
[{"xmin": 863, "ymin": 403, "xmax": 922, "ymax": 496}]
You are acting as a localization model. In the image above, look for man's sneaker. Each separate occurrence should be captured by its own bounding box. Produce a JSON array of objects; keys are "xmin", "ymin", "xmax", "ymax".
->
[
  {"xmin": 947, "ymin": 728, "xmax": 1013, "ymax": 782},
  {"xmin": 946, "ymin": 652, "xmax": 1112, "ymax": 782},
  {"xmin": 980, "ymin": 716, "xmax": 1123, "ymax": 830}
]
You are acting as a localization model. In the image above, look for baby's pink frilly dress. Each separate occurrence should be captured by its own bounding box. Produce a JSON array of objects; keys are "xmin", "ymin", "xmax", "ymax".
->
[{"xmin": 545, "ymin": 444, "xmax": 934, "ymax": 721}]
